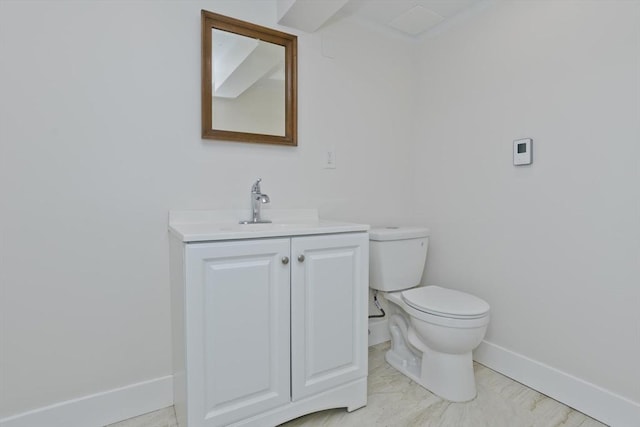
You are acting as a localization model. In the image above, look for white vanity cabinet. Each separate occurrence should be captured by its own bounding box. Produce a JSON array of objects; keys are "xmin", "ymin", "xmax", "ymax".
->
[{"xmin": 169, "ymin": 211, "xmax": 369, "ymax": 427}]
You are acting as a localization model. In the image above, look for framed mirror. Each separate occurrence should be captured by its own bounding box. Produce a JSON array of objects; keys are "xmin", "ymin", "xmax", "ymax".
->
[{"xmin": 202, "ymin": 10, "xmax": 298, "ymax": 146}]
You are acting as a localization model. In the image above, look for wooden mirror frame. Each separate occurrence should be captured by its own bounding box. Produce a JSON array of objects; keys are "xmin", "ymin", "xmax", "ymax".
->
[{"xmin": 202, "ymin": 10, "xmax": 298, "ymax": 146}]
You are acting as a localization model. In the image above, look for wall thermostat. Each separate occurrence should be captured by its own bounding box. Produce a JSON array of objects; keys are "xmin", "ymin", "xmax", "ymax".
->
[{"xmin": 513, "ymin": 138, "xmax": 532, "ymax": 165}]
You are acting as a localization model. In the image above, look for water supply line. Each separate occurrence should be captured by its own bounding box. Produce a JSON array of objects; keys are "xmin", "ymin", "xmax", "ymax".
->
[{"xmin": 368, "ymin": 290, "xmax": 386, "ymax": 319}]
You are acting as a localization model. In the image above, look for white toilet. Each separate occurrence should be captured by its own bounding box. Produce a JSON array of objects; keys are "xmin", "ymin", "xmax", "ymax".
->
[{"xmin": 369, "ymin": 227, "xmax": 490, "ymax": 402}]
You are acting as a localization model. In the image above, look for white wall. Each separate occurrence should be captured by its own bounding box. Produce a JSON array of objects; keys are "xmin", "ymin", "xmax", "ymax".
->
[
  {"xmin": 0, "ymin": 0, "xmax": 415, "ymax": 418},
  {"xmin": 414, "ymin": 0, "xmax": 640, "ymax": 406}
]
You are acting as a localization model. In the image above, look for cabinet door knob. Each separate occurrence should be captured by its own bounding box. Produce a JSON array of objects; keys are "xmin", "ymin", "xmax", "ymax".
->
[
  {"xmin": 297, "ymin": 254, "xmax": 305, "ymax": 262},
  {"xmin": 282, "ymin": 256, "xmax": 289, "ymax": 265}
]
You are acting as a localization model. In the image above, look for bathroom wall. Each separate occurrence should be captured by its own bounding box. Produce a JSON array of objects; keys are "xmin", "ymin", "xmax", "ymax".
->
[
  {"xmin": 413, "ymin": 0, "xmax": 639, "ymax": 412},
  {"xmin": 0, "ymin": 0, "xmax": 415, "ymax": 418}
]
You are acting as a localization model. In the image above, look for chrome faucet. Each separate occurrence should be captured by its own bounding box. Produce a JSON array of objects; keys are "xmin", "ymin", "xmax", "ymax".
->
[{"xmin": 240, "ymin": 178, "xmax": 272, "ymax": 224}]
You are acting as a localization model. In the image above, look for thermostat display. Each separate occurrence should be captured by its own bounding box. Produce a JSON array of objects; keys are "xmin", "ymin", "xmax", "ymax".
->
[{"xmin": 513, "ymin": 138, "xmax": 532, "ymax": 165}]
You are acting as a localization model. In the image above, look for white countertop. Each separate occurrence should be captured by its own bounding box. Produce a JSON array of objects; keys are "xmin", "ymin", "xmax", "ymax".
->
[{"xmin": 169, "ymin": 209, "xmax": 369, "ymax": 242}]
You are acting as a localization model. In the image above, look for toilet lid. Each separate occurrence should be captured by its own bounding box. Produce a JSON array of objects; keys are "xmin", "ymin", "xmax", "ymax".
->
[{"xmin": 402, "ymin": 286, "xmax": 490, "ymax": 318}]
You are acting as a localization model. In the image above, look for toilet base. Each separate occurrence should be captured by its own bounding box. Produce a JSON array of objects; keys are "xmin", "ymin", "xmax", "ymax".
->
[
  {"xmin": 385, "ymin": 313, "xmax": 478, "ymax": 402},
  {"xmin": 385, "ymin": 347, "xmax": 422, "ymax": 384},
  {"xmin": 385, "ymin": 346, "xmax": 477, "ymax": 403}
]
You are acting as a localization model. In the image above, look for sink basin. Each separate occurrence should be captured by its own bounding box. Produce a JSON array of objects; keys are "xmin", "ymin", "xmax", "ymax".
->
[
  {"xmin": 198, "ymin": 221, "xmax": 331, "ymax": 238},
  {"xmin": 235, "ymin": 222, "xmax": 317, "ymax": 231},
  {"xmin": 169, "ymin": 209, "xmax": 369, "ymax": 243}
]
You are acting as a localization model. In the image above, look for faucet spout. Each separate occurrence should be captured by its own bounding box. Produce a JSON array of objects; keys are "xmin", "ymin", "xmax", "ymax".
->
[{"xmin": 251, "ymin": 178, "xmax": 263, "ymax": 194}]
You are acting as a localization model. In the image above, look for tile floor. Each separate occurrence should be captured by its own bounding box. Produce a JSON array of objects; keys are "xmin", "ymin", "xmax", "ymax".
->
[{"xmin": 107, "ymin": 342, "xmax": 607, "ymax": 427}]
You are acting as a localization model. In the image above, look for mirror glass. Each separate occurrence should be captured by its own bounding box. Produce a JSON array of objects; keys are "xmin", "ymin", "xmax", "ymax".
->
[
  {"xmin": 202, "ymin": 11, "xmax": 297, "ymax": 146},
  {"xmin": 212, "ymin": 29, "xmax": 285, "ymax": 136}
]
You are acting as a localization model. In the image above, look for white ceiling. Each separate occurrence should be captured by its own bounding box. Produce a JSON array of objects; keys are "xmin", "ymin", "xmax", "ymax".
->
[
  {"xmin": 340, "ymin": 0, "xmax": 481, "ymax": 37},
  {"xmin": 278, "ymin": 0, "xmax": 484, "ymax": 38},
  {"xmin": 219, "ymin": 0, "xmax": 484, "ymax": 99}
]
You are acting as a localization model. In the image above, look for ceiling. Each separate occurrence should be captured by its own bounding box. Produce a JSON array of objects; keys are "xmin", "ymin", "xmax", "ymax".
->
[
  {"xmin": 277, "ymin": 0, "xmax": 484, "ymax": 39},
  {"xmin": 214, "ymin": 0, "xmax": 485, "ymax": 99},
  {"xmin": 340, "ymin": 0, "xmax": 482, "ymax": 37}
]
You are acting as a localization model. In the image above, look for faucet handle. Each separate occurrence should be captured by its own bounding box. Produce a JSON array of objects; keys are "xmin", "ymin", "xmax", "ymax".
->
[{"xmin": 251, "ymin": 178, "xmax": 262, "ymax": 193}]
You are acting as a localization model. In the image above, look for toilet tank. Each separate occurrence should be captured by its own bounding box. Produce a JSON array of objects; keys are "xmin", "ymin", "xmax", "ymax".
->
[{"xmin": 369, "ymin": 227, "xmax": 430, "ymax": 292}]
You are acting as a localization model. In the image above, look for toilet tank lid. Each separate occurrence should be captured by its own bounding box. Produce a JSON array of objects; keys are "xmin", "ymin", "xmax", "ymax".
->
[{"xmin": 369, "ymin": 226, "xmax": 430, "ymax": 241}]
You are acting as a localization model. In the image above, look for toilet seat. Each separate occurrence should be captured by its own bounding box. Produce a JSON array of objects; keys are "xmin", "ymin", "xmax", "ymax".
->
[
  {"xmin": 385, "ymin": 291, "xmax": 489, "ymax": 328},
  {"xmin": 402, "ymin": 286, "xmax": 490, "ymax": 319}
]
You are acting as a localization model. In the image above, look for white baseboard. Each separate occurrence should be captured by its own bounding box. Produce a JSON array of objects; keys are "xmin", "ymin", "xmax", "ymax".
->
[
  {"xmin": 0, "ymin": 375, "xmax": 173, "ymax": 427},
  {"xmin": 474, "ymin": 340, "xmax": 640, "ymax": 427},
  {"xmin": 368, "ymin": 317, "xmax": 390, "ymax": 347}
]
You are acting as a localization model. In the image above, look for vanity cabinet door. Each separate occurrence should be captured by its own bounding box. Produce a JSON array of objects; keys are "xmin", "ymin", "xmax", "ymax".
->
[
  {"xmin": 290, "ymin": 233, "xmax": 369, "ymax": 401},
  {"xmin": 185, "ymin": 239, "xmax": 291, "ymax": 427}
]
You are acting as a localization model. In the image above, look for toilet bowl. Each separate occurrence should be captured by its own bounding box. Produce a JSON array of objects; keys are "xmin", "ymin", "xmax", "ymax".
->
[{"xmin": 369, "ymin": 227, "xmax": 490, "ymax": 402}]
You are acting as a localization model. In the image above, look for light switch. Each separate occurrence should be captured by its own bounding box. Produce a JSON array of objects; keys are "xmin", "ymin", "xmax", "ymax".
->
[{"xmin": 324, "ymin": 147, "xmax": 336, "ymax": 169}]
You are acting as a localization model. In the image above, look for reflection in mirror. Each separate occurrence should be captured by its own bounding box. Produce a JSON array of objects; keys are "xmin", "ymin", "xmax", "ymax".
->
[
  {"xmin": 202, "ymin": 11, "xmax": 297, "ymax": 146},
  {"xmin": 212, "ymin": 29, "xmax": 285, "ymax": 136}
]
